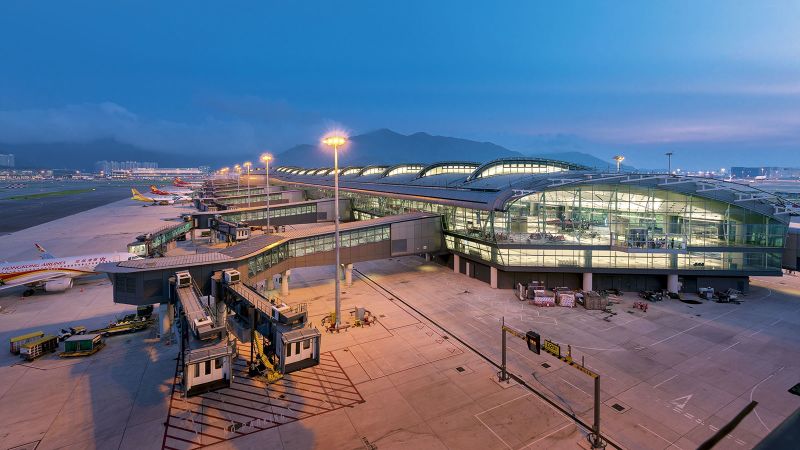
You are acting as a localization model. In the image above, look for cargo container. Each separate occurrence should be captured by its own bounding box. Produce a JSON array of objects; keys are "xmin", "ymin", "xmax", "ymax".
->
[{"xmin": 61, "ymin": 334, "xmax": 104, "ymax": 357}]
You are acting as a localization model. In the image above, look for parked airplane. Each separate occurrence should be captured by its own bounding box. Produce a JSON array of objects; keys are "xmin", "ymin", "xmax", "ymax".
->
[
  {"xmin": 150, "ymin": 185, "xmax": 192, "ymax": 196},
  {"xmin": 131, "ymin": 188, "xmax": 189, "ymax": 205},
  {"xmin": 0, "ymin": 244, "xmax": 141, "ymax": 296},
  {"xmin": 174, "ymin": 177, "xmax": 202, "ymax": 189}
]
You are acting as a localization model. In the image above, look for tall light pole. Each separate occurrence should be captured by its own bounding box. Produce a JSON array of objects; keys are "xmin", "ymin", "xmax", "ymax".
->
[
  {"xmin": 261, "ymin": 153, "xmax": 273, "ymax": 232},
  {"xmin": 244, "ymin": 162, "xmax": 252, "ymax": 207},
  {"xmin": 234, "ymin": 164, "xmax": 241, "ymax": 192},
  {"xmin": 322, "ymin": 134, "xmax": 347, "ymax": 329},
  {"xmin": 666, "ymin": 152, "xmax": 673, "ymax": 174},
  {"xmin": 613, "ymin": 155, "xmax": 625, "ymax": 173}
]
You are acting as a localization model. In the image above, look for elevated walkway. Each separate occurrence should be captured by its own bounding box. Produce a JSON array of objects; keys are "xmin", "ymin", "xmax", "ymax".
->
[
  {"xmin": 188, "ymin": 198, "xmax": 336, "ymax": 229},
  {"xmin": 127, "ymin": 220, "xmax": 193, "ymax": 257},
  {"xmin": 100, "ymin": 212, "xmax": 444, "ymax": 305}
]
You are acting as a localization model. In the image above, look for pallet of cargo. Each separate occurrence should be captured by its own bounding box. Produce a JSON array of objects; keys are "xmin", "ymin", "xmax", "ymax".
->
[{"xmin": 90, "ymin": 318, "xmax": 153, "ymax": 336}]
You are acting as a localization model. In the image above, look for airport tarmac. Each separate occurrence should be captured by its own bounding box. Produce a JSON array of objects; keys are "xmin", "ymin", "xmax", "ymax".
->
[
  {"xmin": 1, "ymin": 198, "xmax": 799, "ymax": 449},
  {"xmin": 0, "ymin": 182, "xmax": 156, "ymax": 235}
]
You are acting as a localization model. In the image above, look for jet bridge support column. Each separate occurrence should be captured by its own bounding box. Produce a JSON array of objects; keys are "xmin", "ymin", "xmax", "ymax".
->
[
  {"xmin": 453, "ymin": 254, "xmax": 460, "ymax": 274},
  {"xmin": 281, "ymin": 270, "xmax": 291, "ymax": 296},
  {"xmin": 345, "ymin": 263, "xmax": 353, "ymax": 286}
]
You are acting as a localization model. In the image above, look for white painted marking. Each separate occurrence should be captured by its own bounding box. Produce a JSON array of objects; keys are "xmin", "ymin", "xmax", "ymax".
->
[
  {"xmin": 474, "ymin": 414, "xmax": 513, "ymax": 449},
  {"xmin": 735, "ymin": 439, "xmax": 746, "ymax": 445},
  {"xmin": 721, "ymin": 341, "xmax": 741, "ymax": 352},
  {"xmin": 748, "ymin": 329, "xmax": 762, "ymax": 337},
  {"xmin": 769, "ymin": 319, "xmax": 781, "ymax": 326},
  {"xmin": 750, "ymin": 366, "xmax": 785, "ymax": 432},
  {"xmin": 709, "ymin": 425, "xmax": 719, "ymax": 432},
  {"xmin": 670, "ymin": 394, "xmax": 693, "ymax": 410},
  {"xmin": 637, "ymin": 424, "xmax": 684, "ymax": 450},
  {"xmin": 518, "ymin": 422, "xmax": 573, "ymax": 449},
  {"xmin": 649, "ymin": 309, "xmax": 738, "ymax": 347},
  {"xmin": 653, "ymin": 375, "xmax": 677, "ymax": 389},
  {"xmin": 475, "ymin": 392, "xmax": 532, "ymax": 416},
  {"xmin": 684, "ymin": 413, "xmax": 694, "ymax": 419},
  {"xmin": 560, "ymin": 377, "xmax": 591, "ymax": 397}
]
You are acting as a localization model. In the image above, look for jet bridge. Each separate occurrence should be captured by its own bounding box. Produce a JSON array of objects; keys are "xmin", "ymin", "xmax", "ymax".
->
[{"xmin": 220, "ymin": 271, "xmax": 321, "ymax": 375}]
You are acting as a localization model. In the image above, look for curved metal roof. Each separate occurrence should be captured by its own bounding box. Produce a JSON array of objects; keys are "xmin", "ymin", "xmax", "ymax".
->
[
  {"xmin": 381, "ymin": 163, "xmax": 426, "ymax": 178},
  {"xmin": 270, "ymin": 162, "xmax": 796, "ymax": 223},
  {"xmin": 417, "ymin": 161, "xmax": 481, "ymax": 178},
  {"xmin": 466, "ymin": 157, "xmax": 591, "ymax": 181}
]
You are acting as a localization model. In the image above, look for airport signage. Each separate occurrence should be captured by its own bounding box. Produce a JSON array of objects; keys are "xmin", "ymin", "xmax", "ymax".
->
[
  {"xmin": 542, "ymin": 339, "xmax": 561, "ymax": 358},
  {"xmin": 525, "ymin": 331, "xmax": 541, "ymax": 354}
]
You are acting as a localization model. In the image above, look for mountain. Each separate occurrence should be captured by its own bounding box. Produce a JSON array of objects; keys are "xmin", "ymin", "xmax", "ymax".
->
[
  {"xmin": 276, "ymin": 129, "xmax": 630, "ymax": 170},
  {"xmin": 0, "ymin": 139, "xmax": 251, "ymax": 170},
  {"xmin": 275, "ymin": 129, "xmax": 523, "ymax": 167}
]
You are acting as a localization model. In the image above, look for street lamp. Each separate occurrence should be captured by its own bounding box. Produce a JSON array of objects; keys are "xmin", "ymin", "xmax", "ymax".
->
[
  {"xmin": 665, "ymin": 152, "xmax": 673, "ymax": 174},
  {"xmin": 234, "ymin": 164, "xmax": 241, "ymax": 192},
  {"xmin": 261, "ymin": 153, "xmax": 273, "ymax": 232},
  {"xmin": 322, "ymin": 133, "xmax": 347, "ymax": 329},
  {"xmin": 244, "ymin": 162, "xmax": 252, "ymax": 207},
  {"xmin": 613, "ymin": 155, "xmax": 625, "ymax": 173}
]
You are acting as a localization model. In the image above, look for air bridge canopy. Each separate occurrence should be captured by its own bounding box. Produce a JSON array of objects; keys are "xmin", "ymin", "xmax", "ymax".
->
[
  {"xmin": 186, "ymin": 198, "xmax": 348, "ymax": 230},
  {"xmin": 99, "ymin": 212, "xmax": 444, "ymax": 306}
]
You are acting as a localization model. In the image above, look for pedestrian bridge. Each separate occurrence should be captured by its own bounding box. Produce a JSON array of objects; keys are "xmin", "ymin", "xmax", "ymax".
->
[{"xmin": 99, "ymin": 212, "xmax": 443, "ymax": 306}]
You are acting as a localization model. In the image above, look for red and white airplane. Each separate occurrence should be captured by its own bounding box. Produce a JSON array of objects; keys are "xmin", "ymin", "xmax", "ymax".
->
[
  {"xmin": 0, "ymin": 244, "xmax": 141, "ymax": 296},
  {"xmin": 150, "ymin": 185, "xmax": 192, "ymax": 196},
  {"xmin": 174, "ymin": 177, "xmax": 202, "ymax": 189}
]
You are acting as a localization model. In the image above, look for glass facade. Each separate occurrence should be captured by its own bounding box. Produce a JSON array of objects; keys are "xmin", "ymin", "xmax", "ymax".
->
[
  {"xmin": 420, "ymin": 164, "xmax": 478, "ymax": 177},
  {"xmin": 385, "ymin": 165, "xmax": 425, "ymax": 177},
  {"xmin": 473, "ymin": 161, "xmax": 571, "ymax": 179},
  {"xmin": 246, "ymin": 225, "xmax": 390, "ymax": 277},
  {"xmin": 218, "ymin": 192, "xmax": 283, "ymax": 206},
  {"xmin": 222, "ymin": 204, "xmax": 315, "ymax": 223},
  {"xmin": 334, "ymin": 184, "xmax": 784, "ymax": 274}
]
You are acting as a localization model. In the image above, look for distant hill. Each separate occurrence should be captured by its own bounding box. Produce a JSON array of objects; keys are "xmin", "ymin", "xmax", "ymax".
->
[
  {"xmin": 0, "ymin": 139, "xmax": 250, "ymax": 170},
  {"xmin": 276, "ymin": 129, "xmax": 629, "ymax": 169},
  {"xmin": 275, "ymin": 129, "xmax": 523, "ymax": 167}
]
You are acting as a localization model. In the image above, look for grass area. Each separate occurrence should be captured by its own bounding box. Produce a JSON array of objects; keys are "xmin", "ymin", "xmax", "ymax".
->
[{"xmin": 4, "ymin": 188, "xmax": 96, "ymax": 200}]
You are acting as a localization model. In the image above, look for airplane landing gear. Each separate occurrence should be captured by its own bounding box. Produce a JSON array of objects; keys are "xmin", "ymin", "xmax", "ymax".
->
[{"xmin": 22, "ymin": 289, "xmax": 35, "ymax": 297}]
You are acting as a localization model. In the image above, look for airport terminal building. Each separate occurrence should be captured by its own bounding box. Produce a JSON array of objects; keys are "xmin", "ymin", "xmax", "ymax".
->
[{"xmin": 271, "ymin": 158, "xmax": 793, "ymax": 292}]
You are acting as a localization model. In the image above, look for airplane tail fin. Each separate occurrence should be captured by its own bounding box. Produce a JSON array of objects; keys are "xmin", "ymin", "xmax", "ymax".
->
[
  {"xmin": 149, "ymin": 185, "xmax": 158, "ymax": 193},
  {"xmin": 35, "ymin": 243, "xmax": 55, "ymax": 259}
]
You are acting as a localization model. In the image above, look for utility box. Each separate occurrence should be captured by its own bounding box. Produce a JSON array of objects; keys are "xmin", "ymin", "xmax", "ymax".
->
[
  {"xmin": 176, "ymin": 271, "xmax": 192, "ymax": 288},
  {"xmin": 223, "ymin": 269, "xmax": 241, "ymax": 285}
]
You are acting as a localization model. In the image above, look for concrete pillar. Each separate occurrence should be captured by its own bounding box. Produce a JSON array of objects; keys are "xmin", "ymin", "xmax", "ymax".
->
[
  {"xmin": 667, "ymin": 274, "xmax": 679, "ymax": 293},
  {"xmin": 159, "ymin": 303, "xmax": 171, "ymax": 337},
  {"xmin": 453, "ymin": 254, "xmax": 460, "ymax": 274},
  {"xmin": 490, "ymin": 266, "xmax": 498, "ymax": 289},
  {"xmin": 267, "ymin": 276, "xmax": 275, "ymax": 291},
  {"xmin": 345, "ymin": 263, "xmax": 353, "ymax": 286},
  {"xmin": 424, "ymin": 253, "xmax": 431, "ymax": 262},
  {"xmin": 583, "ymin": 273, "xmax": 593, "ymax": 292},
  {"xmin": 281, "ymin": 270, "xmax": 290, "ymax": 296}
]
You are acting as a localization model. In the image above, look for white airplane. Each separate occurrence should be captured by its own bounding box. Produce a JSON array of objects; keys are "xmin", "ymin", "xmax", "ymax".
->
[
  {"xmin": 131, "ymin": 188, "xmax": 190, "ymax": 205},
  {"xmin": 0, "ymin": 244, "xmax": 141, "ymax": 296}
]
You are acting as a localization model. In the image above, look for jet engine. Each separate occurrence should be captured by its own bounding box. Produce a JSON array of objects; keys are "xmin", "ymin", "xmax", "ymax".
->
[{"xmin": 44, "ymin": 278, "xmax": 73, "ymax": 292}]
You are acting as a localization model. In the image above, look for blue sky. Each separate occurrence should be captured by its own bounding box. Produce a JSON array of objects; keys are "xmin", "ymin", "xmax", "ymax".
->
[{"xmin": 1, "ymin": 1, "xmax": 799, "ymax": 168}]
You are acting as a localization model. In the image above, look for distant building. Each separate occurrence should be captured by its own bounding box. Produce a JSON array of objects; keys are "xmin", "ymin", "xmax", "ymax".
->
[
  {"xmin": 0, "ymin": 153, "xmax": 15, "ymax": 167},
  {"xmin": 95, "ymin": 160, "xmax": 158, "ymax": 175},
  {"xmin": 111, "ymin": 167, "xmax": 206, "ymax": 179},
  {"xmin": 731, "ymin": 166, "xmax": 800, "ymax": 179}
]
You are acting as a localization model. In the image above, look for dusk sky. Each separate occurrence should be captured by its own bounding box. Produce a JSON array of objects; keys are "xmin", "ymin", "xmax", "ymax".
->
[{"xmin": 1, "ymin": 2, "xmax": 799, "ymax": 169}]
